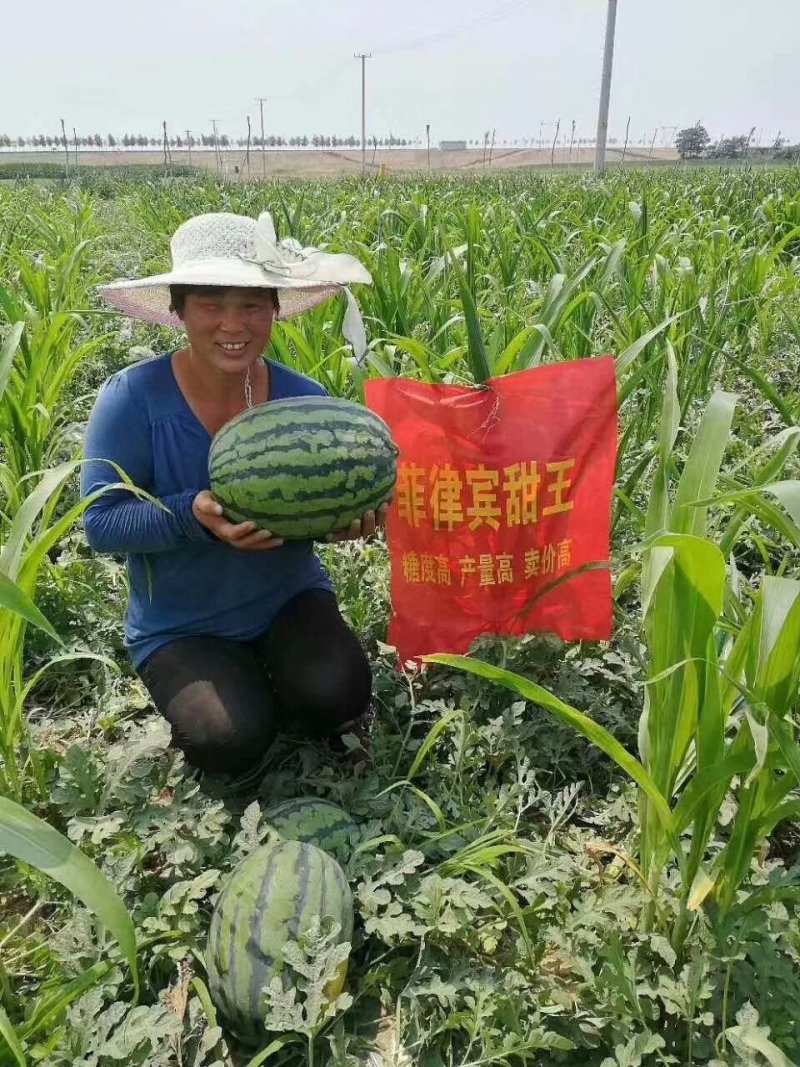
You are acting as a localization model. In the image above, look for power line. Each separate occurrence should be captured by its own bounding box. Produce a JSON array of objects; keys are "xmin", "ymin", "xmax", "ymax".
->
[
  {"xmin": 267, "ymin": 61, "xmax": 351, "ymax": 103},
  {"xmin": 246, "ymin": 4, "xmax": 527, "ymax": 117},
  {"xmin": 370, "ymin": 0, "xmax": 530, "ymax": 56}
]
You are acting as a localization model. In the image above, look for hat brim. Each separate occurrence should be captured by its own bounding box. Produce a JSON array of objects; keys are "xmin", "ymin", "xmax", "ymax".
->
[{"xmin": 97, "ymin": 257, "xmax": 366, "ymax": 325}]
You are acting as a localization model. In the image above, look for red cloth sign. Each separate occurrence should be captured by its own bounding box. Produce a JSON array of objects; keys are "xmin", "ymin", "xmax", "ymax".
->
[{"xmin": 364, "ymin": 357, "xmax": 617, "ymax": 662}]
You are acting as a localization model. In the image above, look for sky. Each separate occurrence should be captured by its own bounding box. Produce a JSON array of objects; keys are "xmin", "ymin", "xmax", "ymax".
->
[{"xmin": 3, "ymin": 0, "xmax": 798, "ymax": 146}]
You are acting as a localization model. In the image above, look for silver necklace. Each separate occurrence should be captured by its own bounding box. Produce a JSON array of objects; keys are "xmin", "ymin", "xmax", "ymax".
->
[{"xmin": 244, "ymin": 366, "xmax": 253, "ymax": 409}]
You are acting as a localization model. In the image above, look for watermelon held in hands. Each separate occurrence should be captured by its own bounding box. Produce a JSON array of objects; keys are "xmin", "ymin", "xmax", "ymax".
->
[
  {"xmin": 206, "ymin": 839, "xmax": 353, "ymax": 1043},
  {"xmin": 208, "ymin": 396, "xmax": 399, "ymax": 540},
  {"xmin": 264, "ymin": 796, "xmax": 359, "ymax": 857}
]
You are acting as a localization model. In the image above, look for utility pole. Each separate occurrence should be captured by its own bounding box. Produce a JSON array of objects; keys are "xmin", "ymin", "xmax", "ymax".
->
[
  {"xmin": 257, "ymin": 97, "xmax": 267, "ymax": 177},
  {"xmin": 354, "ymin": 53, "xmax": 371, "ymax": 176},
  {"xmin": 73, "ymin": 126, "xmax": 79, "ymax": 166},
  {"xmin": 550, "ymin": 118, "xmax": 561, "ymax": 169},
  {"xmin": 648, "ymin": 126, "xmax": 659, "ymax": 161},
  {"xmin": 185, "ymin": 129, "xmax": 192, "ymax": 166},
  {"xmin": 620, "ymin": 115, "xmax": 631, "ymax": 164},
  {"xmin": 245, "ymin": 115, "xmax": 252, "ymax": 179},
  {"xmin": 60, "ymin": 118, "xmax": 69, "ymax": 173},
  {"xmin": 426, "ymin": 123, "xmax": 431, "ymax": 170},
  {"xmin": 210, "ymin": 119, "xmax": 221, "ymax": 170},
  {"xmin": 594, "ymin": 0, "xmax": 618, "ymax": 173},
  {"xmin": 744, "ymin": 125, "xmax": 757, "ymax": 160}
]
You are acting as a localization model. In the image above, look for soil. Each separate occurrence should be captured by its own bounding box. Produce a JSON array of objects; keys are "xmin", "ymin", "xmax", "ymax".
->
[{"xmin": 0, "ymin": 146, "xmax": 680, "ymax": 178}]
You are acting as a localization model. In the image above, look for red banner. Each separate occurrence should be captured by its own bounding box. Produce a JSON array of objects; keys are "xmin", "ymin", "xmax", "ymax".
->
[{"xmin": 364, "ymin": 357, "xmax": 617, "ymax": 662}]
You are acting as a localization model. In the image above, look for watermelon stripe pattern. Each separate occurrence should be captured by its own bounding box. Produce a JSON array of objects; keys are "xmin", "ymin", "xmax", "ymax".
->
[
  {"xmin": 245, "ymin": 843, "xmax": 286, "ymax": 1020},
  {"xmin": 208, "ymin": 396, "xmax": 399, "ymax": 540},
  {"xmin": 264, "ymin": 797, "xmax": 358, "ymax": 856},
  {"xmin": 207, "ymin": 840, "xmax": 353, "ymax": 1042}
]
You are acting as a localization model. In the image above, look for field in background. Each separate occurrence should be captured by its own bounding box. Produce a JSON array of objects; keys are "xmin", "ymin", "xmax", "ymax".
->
[{"xmin": 0, "ymin": 145, "xmax": 680, "ymax": 176}]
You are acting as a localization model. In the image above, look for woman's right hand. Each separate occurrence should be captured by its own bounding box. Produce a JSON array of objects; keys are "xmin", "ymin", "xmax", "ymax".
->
[{"xmin": 192, "ymin": 491, "xmax": 284, "ymax": 551}]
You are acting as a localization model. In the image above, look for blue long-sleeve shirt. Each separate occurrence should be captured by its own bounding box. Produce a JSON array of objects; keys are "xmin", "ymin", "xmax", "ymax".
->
[{"xmin": 80, "ymin": 352, "xmax": 333, "ymax": 669}]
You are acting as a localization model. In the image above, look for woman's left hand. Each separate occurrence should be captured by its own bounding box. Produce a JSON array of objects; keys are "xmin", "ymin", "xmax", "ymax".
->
[{"xmin": 327, "ymin": 502, "xmax": 390, "ymax": 543}]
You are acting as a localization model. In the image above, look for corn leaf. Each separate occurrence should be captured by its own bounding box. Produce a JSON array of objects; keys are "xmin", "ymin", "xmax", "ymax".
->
[
  {"xmin": 446, "ymin": 248, "xmax": 491, "ymax": 384},
  {"xmin": 644, "ymin": 346, "xmax": 680, "ymax": 540},
  {"xmin": 406, "ymin": 709, "xmax": 464, "ymax": 779},
  {"xmin": 0, "ymin": 322, "xmax": 24, "ymax": 405},
  {"xmin": 615, "ymin": 314, "xmax": 679, "ymax": 382},
  {"xmin": 0, "ymin": 797, "xmax": 138, "ymax": 996},
  {"xmin": 0, "ymin": 1004, "xmax": 26, "ymax": 1067},
  {"xmin": 670, "ymin": 390, "xmax": 737, "ymax": 536},
  {"xmin": 757, "ymin": 577, "xmax": 800, "ymax": 715},
  {"xmin": 424, "ymin": 654, "xmax": 676, "ymax": 841},
  {"xmin": 0, "ymin": 570, "xmax": 61, "ymax": 643}
]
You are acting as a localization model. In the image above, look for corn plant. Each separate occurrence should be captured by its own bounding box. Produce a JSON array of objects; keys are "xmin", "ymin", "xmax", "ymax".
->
[
  {"xmin": 0, "ymin": 202, "xmax": 112, "ymax": 509},
  {"xmin": 0, "ymin": 592, "xmax": 137, "ymax": 1066},
  {"xmin": 0, "ymin": 200, "xmax": 125, "ymax": 798},
  {"xmin": 429, "ymin": 356, "xmax": 800, "ymax": 951},
  {"xmin": 0, "ymin": 464, "xmax": 108, "ymax": 797},
  {"xmin": 0, "ymin": 453, "xmax": 158, "ymax": 801},
  {"xmin": 0, "ymin": 796, "xmax": 138, "ymax": 1055}
]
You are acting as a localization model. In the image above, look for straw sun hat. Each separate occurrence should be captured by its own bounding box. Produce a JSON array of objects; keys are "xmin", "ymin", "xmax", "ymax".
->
[{"xmin": 98, "ymin": 210, "xmax": 373, "ymax": 327}]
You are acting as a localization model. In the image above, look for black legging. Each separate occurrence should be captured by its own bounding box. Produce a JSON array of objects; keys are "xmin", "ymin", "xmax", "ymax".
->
[{"xmin": 138, "ymin": 590, "xmax": 372, "ymax": 776}]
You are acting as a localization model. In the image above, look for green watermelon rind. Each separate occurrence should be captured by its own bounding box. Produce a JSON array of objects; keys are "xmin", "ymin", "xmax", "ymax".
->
[
  {"xmin": 264, "ymin": 797, "xmax": 359, "ymax": 855},
  {"xmin": 208, "ymin": 397, "xmax": 399, "ymax": 540},
  {"xmin": 206, "ymin": 839, "xmax": 353, "ymax": 1043}
]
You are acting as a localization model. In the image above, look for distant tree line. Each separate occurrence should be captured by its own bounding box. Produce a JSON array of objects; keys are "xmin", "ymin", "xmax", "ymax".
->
[
  {"xmin": 3, "ymin": 128, "xmax": 796, "ymax": 158},
  {"xmin": 676, "ymin": 125, "xmax": 798, "ymax": 161},
  {"xmin": 0, "ymin": 132, "xmax": 639, "ymax": 153},
  {"xmin": 0, "ymin": 133, "xmax": 422, "ymax": 151}
]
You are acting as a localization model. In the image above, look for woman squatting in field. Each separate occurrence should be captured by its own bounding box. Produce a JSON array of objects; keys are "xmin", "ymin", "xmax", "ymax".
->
[{"xmin": 80, "ymin": 210, "xmax": 382, "ymax": 791}]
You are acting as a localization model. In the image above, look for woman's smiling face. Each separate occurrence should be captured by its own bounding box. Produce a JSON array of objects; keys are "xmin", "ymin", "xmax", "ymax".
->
[{"xmin": 177, "ymin": 286, "xmax": 277, "ymax": 374}]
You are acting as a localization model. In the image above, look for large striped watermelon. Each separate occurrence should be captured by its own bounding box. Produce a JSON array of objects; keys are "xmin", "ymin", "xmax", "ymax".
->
[
  {"xmin": 208, "ymin": 396, "xmax": 399, "ymax": 540},
  {"xmin": 264, "ymin": 797, "xmax": 358, "ymax": 857},
  {"xmin": 207, "ymin": 839, "xmax": 353, "ymax": 1042}
]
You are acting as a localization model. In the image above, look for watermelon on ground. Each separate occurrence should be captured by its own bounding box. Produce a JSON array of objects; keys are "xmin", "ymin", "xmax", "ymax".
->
[
  {"xmin": 208, "ymin": 395, "xmax": 399, "ymax": 540},
  {"xmin": 264, "ymin": 796, "xmax": 358, "ymax": 857},
  {"xmin": 206, "ymin": 839, "xmax": 353, "ymax": 1043}
]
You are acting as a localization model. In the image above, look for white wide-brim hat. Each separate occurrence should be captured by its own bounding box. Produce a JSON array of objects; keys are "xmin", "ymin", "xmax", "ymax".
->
[{"xmin": 97, "ymin": 210, "xmax": 372, "ymax": 325}]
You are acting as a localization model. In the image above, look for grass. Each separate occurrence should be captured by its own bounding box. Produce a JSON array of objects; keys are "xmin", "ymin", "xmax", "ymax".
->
[
  {"xmin": 0, "ymin": 166, "xmax": 799, "ymax": 1065},
  {"xmin": 0, "ymin": 162, "xmax": 196, "ymax": 181}
]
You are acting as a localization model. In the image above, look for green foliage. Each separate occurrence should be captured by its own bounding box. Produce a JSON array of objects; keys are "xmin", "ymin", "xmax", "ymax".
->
[
  {"xmin": 676, "ymin": 125, "xmax": 711, "ymax": 160},
  {"xmin": 0, "ymin": 162, "xmax": 195, "ymax": 181},
  {"xmin": 260, "ymin": 917, "xmax": 353, "ymax": 1041},
  {"xmin": 1, "ymin": 168, "xmax": 800, "ymax": 1065},
  {"xmin": 432, "ymin": 359, "xmax": 800, "ymax": 952}
]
